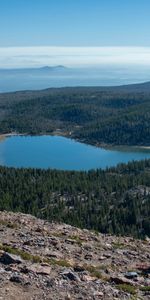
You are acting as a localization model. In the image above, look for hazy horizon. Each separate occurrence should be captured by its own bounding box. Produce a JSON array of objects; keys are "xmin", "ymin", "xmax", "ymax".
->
[
  {"xmin": 1, "ymin": 47, "xmax": 150, "ymax": 69},
  {"xmin": 1, "ymin": 1, "xmax": 150, "ymax": 91},
  {"xmin": 0, "ymin": 63, "xmax": 150, "ymax": 93}
]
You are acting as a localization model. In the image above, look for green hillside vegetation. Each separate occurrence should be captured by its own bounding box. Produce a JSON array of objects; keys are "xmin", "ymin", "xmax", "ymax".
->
[
  {"xmin": 0, "ymin": 84, "xmax": 150, "ymax": 145},
  {"xmin": 0, "ymin": 159, "xmax": 150, "ymax": 238}
]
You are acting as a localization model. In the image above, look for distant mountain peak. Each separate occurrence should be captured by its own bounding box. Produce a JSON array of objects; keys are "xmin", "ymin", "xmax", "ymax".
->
[{"xmin": 40, "ymin": 65, "xmax": 67, "ymax": 70}]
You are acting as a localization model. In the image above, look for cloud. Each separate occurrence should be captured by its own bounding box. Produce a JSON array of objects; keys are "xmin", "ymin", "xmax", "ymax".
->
[{"xmin": 0, "ymin": 47, "xmax": 150, "ymax": 68}]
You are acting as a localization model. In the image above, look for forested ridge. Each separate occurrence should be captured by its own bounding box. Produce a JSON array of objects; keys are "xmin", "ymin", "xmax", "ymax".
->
[
  {"xmin": 0, "ymin": 159, "xmax": 150, "ymax": 238},
  {"xmin": 0, "ymin": 83, "xmax": 150, "ymax": 145}
]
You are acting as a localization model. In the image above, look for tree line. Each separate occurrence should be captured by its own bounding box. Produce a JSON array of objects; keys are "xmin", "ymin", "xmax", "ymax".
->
[
  {"xmin": 0, "ymin": 87, "xmax": 150, "ymax": 145},
  {"xmin": 0, "ymin": 159, "xmax": 150, "ymax": 238}
]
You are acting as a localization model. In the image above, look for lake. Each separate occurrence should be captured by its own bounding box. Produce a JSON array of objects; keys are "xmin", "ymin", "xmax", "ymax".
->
[{"xmin": 0, "ymin": 135, "xmax": 150, "ymax": 171}]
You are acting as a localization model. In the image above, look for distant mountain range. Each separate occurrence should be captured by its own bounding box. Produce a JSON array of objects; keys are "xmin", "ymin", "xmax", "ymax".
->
[
  {"xmin": 0, "ymin": 65, "xmax": 150, "ymax": 93},
  {"xmin": 40, "ymin": 65, "xmax": 67, "ymax": 70},
  {"xmin": 0, "ymin": 65, "xmax": 67, "ymax": 72}
]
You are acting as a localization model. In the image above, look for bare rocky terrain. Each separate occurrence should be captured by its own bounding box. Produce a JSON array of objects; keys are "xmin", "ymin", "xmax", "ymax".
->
[{"xmin": 0, "ymin": 211, "xmax": 150, "ymax": 300}]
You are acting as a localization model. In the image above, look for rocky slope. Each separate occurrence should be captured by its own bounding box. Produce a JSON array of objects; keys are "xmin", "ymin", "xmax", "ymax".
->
[{"xmin": 0, "ymin": 211, "xmax": 150, "ymax": 300}]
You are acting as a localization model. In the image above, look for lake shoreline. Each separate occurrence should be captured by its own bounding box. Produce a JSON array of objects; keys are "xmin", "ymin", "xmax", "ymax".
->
[
  {"xmin": 0, "ymin": 132, "xmax": 150, "ymax": 150},
  {"xmin": 0, "ymin": 134, "xmax": 150, "ymax": 171}
]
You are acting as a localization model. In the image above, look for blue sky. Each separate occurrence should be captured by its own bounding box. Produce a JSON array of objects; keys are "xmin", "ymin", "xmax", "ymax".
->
[
  {"xmin": 0, "ymin": 0, "xmax": 150, "ymax": 47},
  {"xmin": 0, "ymin": 1, "xmax": 150, "ymax": 68}
]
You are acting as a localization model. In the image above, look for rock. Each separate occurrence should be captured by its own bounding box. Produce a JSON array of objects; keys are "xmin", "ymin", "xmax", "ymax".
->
[
  {"xmin": 0, "ymin": 252, "xmax": 23, "ymax": 265},
  {"xmin": 50, "ymin": 238, "xmax": 60, "ymax": 249},
  {"xmin": 0, "ymin": 211, "xmax": 150, "ymax": 300},
  {"xmin": 61, "ymin": 270, "xmax": 80, "ymax": 281},
  {"xmin": 46, "ymin": 250, "xmax": 63, "ymax": 259},
  {"xmin": 20, "ymin": 265, "xmax": 29, "ymax": 274},
  {"xmin": 65, "ymin": 293, "xmax": 71, "ymax": 300},
  {"xmin": 0, "ymin": 250, "xmax": 4, "ymax": 257},
  {"xmin": 125, "ymin": 271, "xmax": 138, "ymax": 279},
  {"xmin": 74, "ymin": 265, "xmax": 85, "ymax": 272},
  {"xmin": 27, "ymin": 263, "xmax": 51, "ymax": 275},
  {"xmin": 83, "ymin": 245, "xmax": 93, "ymax": 251},
  {"xmin": 5, "ymin": 265, "xmax": 20, "ymax": 273},
  {"xmin": 46, "ymin": 278, "xmax": 56, "ymax": 287},
  {"xmin": 93, "ymin": 291, "xmax": 104, "ymax": 297},
  {"xmin": 0, "ymin": 266, "xmax": 5, "ymax": 274},
  {"xmin": 136, "ymin": 264, "xmax": 150, "ymax": 274},
  {"xmin": 104, "ymin": 253, "xmax": 112, "ymax": 258},
  {"xmin": 65, "ymin": 239, "xmax": 76, "ymax": 245},
  {"xmin": 110, "ymin": 276, "xmax": 133, "ymax": 285},
  {"xmin": 99, "ymin": 256, "xmax": 106, "ymax": 261},
  {"xmin": 23, "ymin": 239, "xmax": 33, "ymax": 246},
  {"xmin": 84, "ymin": 254, "xmax": 93, "ymax": 260},
  {"xmin": 105, "ymin": 243, "xmax": 112, "ymax": 250},
  {"xmin": 10, "ymin": 274, "xmax": 26, "ymax": 285},
  {"xmin": 35, "ymin": 226, "xmax": 43, "ymax": 233},
  {"xmin": 145, "ymin": 236, "xmax": 150, "ymax": 243},
  {"xmin": 81, "ymin": 274, "xmax": 95, "ymax": 282}
]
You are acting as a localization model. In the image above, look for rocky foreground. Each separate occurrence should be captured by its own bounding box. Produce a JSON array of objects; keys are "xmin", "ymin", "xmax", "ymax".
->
[{"xmin": 0, "ymin": 211, "xmax": 150, "ymax": 300}]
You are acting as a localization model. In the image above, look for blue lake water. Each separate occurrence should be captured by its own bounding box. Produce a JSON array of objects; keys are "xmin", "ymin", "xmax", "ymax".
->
[{"xmin": 0, "ymin": 135, "xmax": 150, "ymax": 171}]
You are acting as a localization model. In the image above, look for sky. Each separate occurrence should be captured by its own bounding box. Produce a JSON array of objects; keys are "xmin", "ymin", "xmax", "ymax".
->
[
  {"xmin": 1, "ymin": 47, "xmax": 150, "ymax": 68},
  {"xmin": 0, "ymin": 0, "xmax": 150, "ymax": 68}
]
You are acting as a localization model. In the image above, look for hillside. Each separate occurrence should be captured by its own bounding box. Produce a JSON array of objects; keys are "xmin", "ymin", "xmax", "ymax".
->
[
  {"xmin": 0, "ymin": 211, "xmax": 150, "ymax": 300},
  {"xmin": 0, "ymin": 159, "xmax": 150, "ymax": 239},
  {"xmin": 0, "ymin": 82, "xmax": 150, "ymax": 145}
]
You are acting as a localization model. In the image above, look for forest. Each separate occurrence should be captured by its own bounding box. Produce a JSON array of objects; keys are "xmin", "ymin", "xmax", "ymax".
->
[
  {"xmin": 0, "ymin": 159, "xmax": 150, "ymax": 238},
  {"xmin": 0, "ymin": 84, "xmax": 150, "ymax": 145},
  {"xmin": 0, "ymin": 83, "xmax": 150, "ymax": 238}
]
